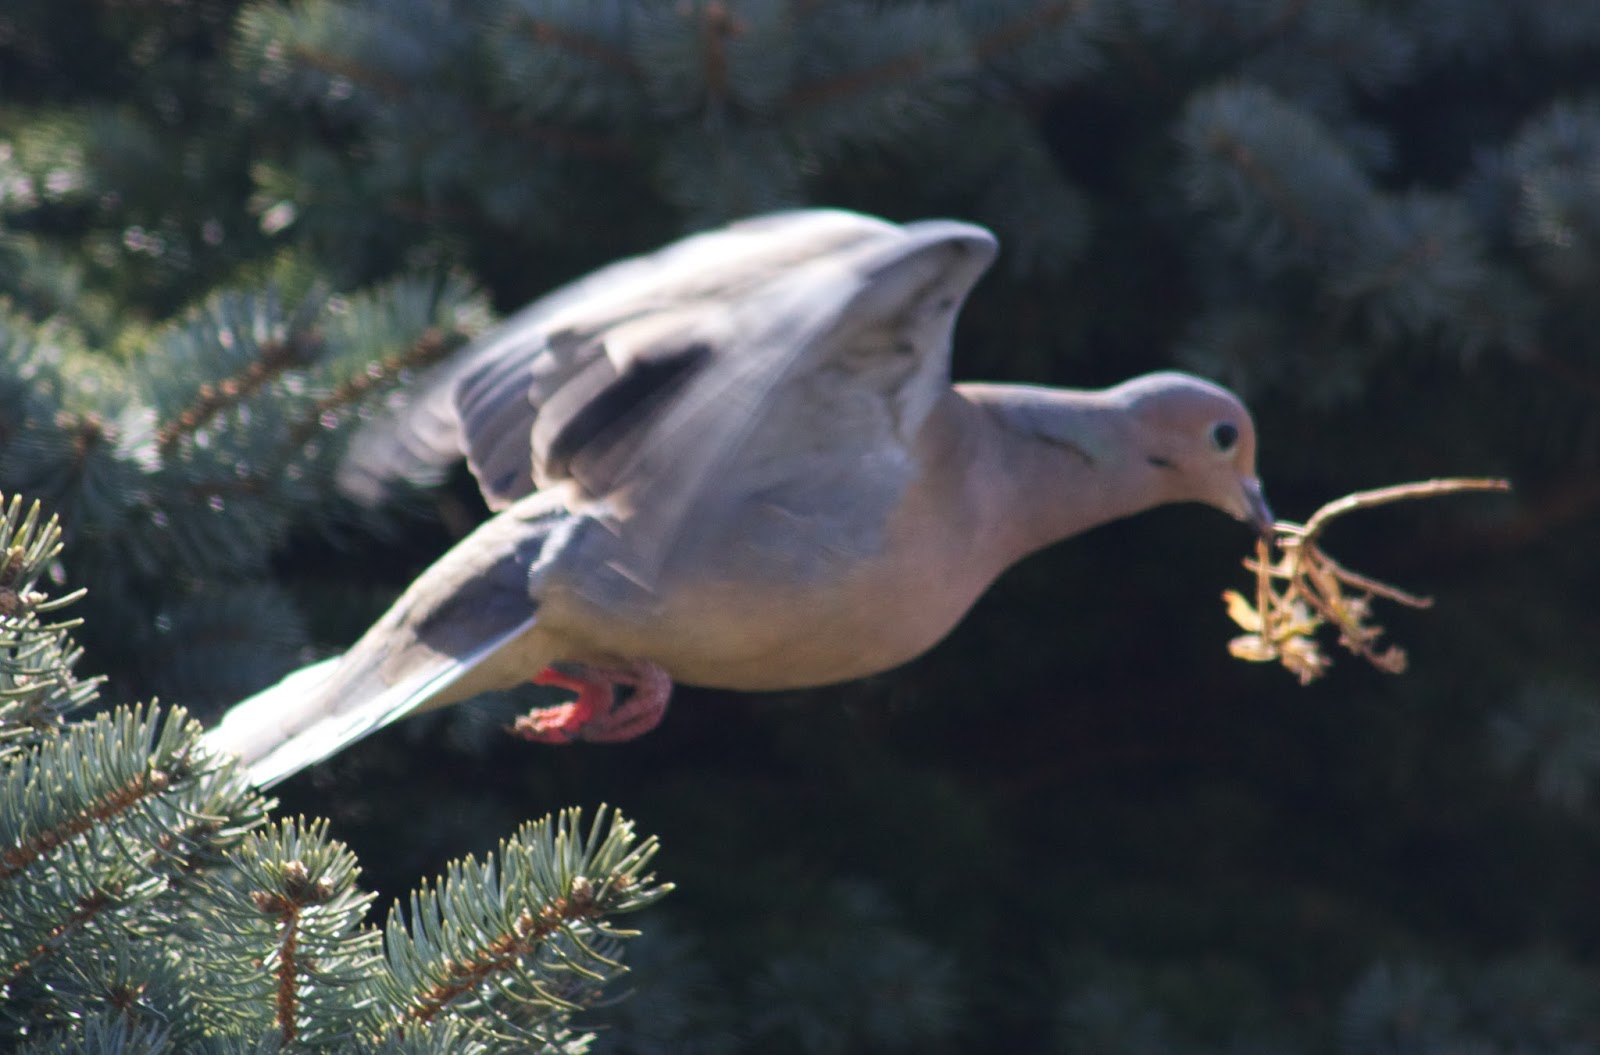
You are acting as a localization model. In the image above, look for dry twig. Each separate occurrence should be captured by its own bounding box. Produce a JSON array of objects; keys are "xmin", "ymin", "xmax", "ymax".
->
[{"xmin": 1224, "ymin": 478, "xmax": 1511, "ymax": 684}]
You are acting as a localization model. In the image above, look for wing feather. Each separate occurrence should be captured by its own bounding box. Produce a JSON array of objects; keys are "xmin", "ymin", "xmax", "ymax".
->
[
  {"xmin": 577, "ymin": 220, "xmax": 998, "ymax": 582},
  {"xmin": 337, "ymin": 209, "xmax": 896, "ymax": 506},
  {"xmin": 339, "ymin": 210, "xmax": 998, "ymax": 586}
]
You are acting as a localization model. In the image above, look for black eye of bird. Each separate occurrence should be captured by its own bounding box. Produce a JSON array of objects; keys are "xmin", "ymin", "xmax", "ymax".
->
[{"xmin": 1210, "ymin": 422, "xmax": 1240, "ymax": 453}]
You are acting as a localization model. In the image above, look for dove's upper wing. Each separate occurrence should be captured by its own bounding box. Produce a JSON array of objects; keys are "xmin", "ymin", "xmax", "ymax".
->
[
  {"xmin": 343, "ymin": 209, "xmax": 997, "ymax": 587},
  {"xmin": 337, "ymin": 209, "xmax": 901, "ymax": 508}
]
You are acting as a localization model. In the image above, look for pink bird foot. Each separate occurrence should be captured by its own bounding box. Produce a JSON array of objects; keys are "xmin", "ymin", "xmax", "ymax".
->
[{"xmin": 513, "ymin": 660, "xmax": 673, "ymax": 744}]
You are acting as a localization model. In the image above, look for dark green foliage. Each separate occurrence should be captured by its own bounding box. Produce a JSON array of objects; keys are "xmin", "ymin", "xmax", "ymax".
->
[
  {"xmin": 0, "ymin": 487, "xmax": 668, "ymax": 1049},
  {"xmin": 0, "ymin": 274, "xmax": 488, "ymax": 707},
  {"xmin": 3, "ymin": 0, "xmax": 1599, "ymax": 1051}
]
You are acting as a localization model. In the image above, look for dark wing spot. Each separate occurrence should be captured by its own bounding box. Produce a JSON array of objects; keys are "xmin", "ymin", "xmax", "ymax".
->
[
  {"xmin": 405, "ymin": 505, "xmax": 564, "ymax": 661},
  {"xmin": 538, "ymin": 341, "xmax": 712, "ymax": 478}
]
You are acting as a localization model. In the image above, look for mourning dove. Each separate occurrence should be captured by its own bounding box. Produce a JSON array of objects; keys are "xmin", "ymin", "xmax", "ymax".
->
[{"xmin": 205, "ymin": 209, "xmax": 1272, "ymax": 787}]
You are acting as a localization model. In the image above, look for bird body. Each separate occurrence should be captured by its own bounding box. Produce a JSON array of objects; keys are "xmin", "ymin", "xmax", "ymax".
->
[{"xmin": 206, "ymin": 209, "xmax": 1270, "ymax": 787}]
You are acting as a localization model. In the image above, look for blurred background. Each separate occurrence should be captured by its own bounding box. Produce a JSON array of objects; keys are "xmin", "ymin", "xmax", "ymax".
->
[{"xmin": 2, "ymin": 0, "xmax": 1599, "ymax": 1050}]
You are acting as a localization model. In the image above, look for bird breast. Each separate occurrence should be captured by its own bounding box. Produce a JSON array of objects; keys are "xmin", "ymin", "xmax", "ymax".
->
[{"xmin": 539, "ymin": 481, "xmax": 1000, "ymax": 692}]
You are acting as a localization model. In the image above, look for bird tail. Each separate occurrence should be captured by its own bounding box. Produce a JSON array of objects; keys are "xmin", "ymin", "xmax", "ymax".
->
[
  {"xmin": 201, "ymin": 656, "xmax": 344, "ymax": 781},
  {"xmin": 201, "ymin": 556, "xmax": 548, "ymax": 787},
  {"xmin": 201, "ymin": 651, "xmax": 483, "ymax": 789},
  {"xmin": 204, "ymin": 470, "xmax": 570, "ymax": 787}
]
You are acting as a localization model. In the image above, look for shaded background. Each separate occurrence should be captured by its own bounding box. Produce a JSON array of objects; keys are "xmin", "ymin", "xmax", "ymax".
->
[{"xmin": 3, "ymin": 0, "xmax": 1599, "ymax": 1050}]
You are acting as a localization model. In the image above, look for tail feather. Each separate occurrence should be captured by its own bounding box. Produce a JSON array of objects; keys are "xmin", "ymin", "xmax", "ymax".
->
[
  {"xmin": 202, "ymin": 652, "xmax": 473, "ymax": 788},
  {"xmin": 204, "ymin": 487, "xmax": 569, "ymax": 787},
  {"xmin": 202, "ymin": 655, "xmax": 342, "ymax": 769},
  {"xmin": 202, "ymin": 603, "xmax": 544, "ymax": 788}
]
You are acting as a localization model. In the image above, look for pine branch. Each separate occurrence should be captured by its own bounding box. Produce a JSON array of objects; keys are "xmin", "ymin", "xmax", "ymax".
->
[
  {"xmin": 695, "ymin": 2, "xmax": 738, "ymax": 111},
  {"xmin": 5, "ymin": 888, "xmax": 114, "ymax": 993},
  {"xmin": 971, "ymin": 0, "xmax": 1094, "ymax": 64},
  {"xmin": 786, "ymin": 50, "xmax": 942, "ymax": 110},
  {"xmin": 0, "ymin": 494, "xmax": 97, "ymax": 761},
  {"xmin": 1211, "ymin": 127, "xmax": 1324, "ymax": 248},
  {"xmin": 253, "ymin": 868, "xmax": 313, "ymax": 1043},
  {"xmin": 4, "ymin": 798, "xmax": 243, "ymax": 995},
  {"xmin": 0, "ymin": 471, "xmax": 673, "ymax": 1049},
  {"xmin": 404, "ymin": 880, "xmax": 603, "ymax": 1026},
  {"xmin": 375, "ymin": 807, "xmax": 669, "ymax": 1041},
  {"xmin": 1180, "ymin": 81, "xmax": 1374, "ymax": 264},
  {"xmin": 187, "ymin": 817, "xmax": 378, "ymax": 1048},
  {"xmin": 0, "ymin": 743, "xmax": 174, "ymax": 882},
  {"xmin": 512, "ymin": 15, "xmax": 640, "ymax": 77},
  {"xmin": 155, "ymin": 330, "xmax": 324, "ymax": 456},
  {"xmin": 179, "ymin": 323, "xmax": 466, "ymax": 503},
  {"xmin": 248, "ymin": 856, "xmax": 354, "ymax": 1043},
  {"xmin": 280, "ymin": 326, "xmax": 461, "ymax": 452},
  {"xmin": 265, "ymin": 34, "xmax": 632, "ymax": 159},
  {"xmin": 1, "ymin": 708, "xmax": 266, "ymax": 1004},
  {"xmin": 56, "ymin": 413, "xmax": 113, "ymax": 489}
]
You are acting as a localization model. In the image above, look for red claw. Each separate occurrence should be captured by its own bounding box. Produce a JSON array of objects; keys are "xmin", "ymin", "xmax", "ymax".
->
[{"xmin": 513, "ymin": 660, "xmax": 672, "ymax": 744}]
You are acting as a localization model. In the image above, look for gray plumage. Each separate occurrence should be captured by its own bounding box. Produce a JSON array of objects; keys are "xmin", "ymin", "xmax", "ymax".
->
[{"xmin": 208, "ymin": 209, "xmax": 1271, "ymax": 787}]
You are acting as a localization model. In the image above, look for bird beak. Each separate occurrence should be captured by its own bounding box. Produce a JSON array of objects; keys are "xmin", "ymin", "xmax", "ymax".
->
[{"xmin": 1235, "ymin": 477, "xmax": 1274, "ymax": 538}]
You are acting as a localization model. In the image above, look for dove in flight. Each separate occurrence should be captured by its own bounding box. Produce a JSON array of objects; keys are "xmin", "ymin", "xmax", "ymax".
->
[{"xmin": 205, "ymin": 209, "xmax": 1272, "ymax": 787}]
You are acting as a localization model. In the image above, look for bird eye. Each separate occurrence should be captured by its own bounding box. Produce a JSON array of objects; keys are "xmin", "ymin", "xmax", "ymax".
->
[{"xmin": 1210, "ymin": 422, "xmax": 1240, "ymax": 453}]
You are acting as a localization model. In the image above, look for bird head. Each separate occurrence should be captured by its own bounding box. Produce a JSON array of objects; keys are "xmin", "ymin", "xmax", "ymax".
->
[{"xmin": 1113, "ymin": 371, "xmax": 1274, "ymax": 536}]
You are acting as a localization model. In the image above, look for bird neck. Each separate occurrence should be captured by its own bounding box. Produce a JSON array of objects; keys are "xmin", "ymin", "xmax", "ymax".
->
[{"xmin": 950, "ymin": 382, "xmax": 1170, "ymax": 566}]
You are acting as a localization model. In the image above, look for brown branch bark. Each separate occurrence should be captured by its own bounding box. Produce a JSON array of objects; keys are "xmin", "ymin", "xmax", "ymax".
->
[
  {"xmin": 4, "ymin": 812, "xmax": 228, "ymax": 989},
  {"xmin": 0, "ymin": 767, "xmax": 172, "ymax": 879},
  {"xmin": 156, "ymin": 332, "xmax": 322, "ymax": 455},
  {"xmin": 407, "ymin": 881, "xmax": 602, "ymax": 1024},
  {"xmin": 284, "ymin": 326, "xmax": 462, "ymax": 450}
]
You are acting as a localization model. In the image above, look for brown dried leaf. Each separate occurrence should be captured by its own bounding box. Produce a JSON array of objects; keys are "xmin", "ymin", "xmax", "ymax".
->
[
  {"xmin": 1221, "ymin": 477, "xmax": 1509, "ymax": 683},
  {"xmin": 1223, "ymin": 590, "xmax": 1263, "ymax": 632},
  {"xmin": 1281, "ymin": 635, "xmax": 1330, "ymax": 685},
  {"xmin": 1229, "ymin": 634, "xmax": 1277, "ymax": 662}
]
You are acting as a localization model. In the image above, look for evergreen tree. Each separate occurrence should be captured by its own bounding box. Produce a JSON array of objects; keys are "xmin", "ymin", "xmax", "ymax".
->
[
  {"xmin": 3, "ymin": 0, "xmax": 1599, "ymax": 1050},
  {"xmin": 0, "ymin": 490, "xmax": 668, "ymax": 1050}
]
